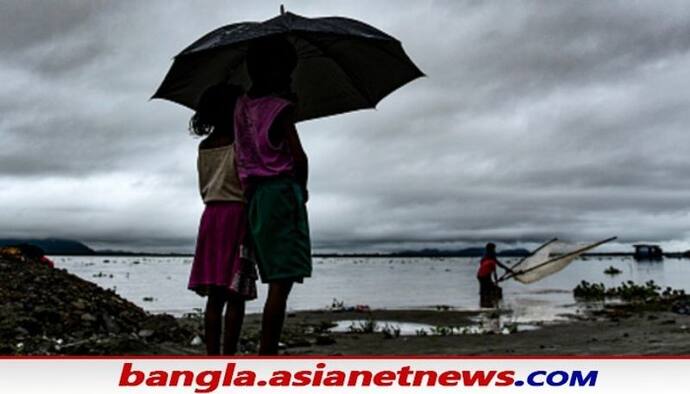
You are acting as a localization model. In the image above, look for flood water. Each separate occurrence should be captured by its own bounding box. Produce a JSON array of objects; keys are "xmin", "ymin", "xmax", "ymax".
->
[{"xmin": 52, "ymin": 255, "xmax": 690, "ymax": 323}]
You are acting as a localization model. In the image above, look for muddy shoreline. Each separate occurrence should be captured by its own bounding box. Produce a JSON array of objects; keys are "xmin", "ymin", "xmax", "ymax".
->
[{"xmin": 247, "ymin": 308, "xmax": 690, "ymax": 355}]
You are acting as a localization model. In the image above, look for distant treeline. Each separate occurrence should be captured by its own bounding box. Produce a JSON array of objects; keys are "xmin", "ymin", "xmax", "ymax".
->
[
  {"xmin": 315, "ymin": 248, "xmax": 532, "ymax": 258},
  {"xmin": 3, "ymin": 238, "xmax": 688, "ymax": 258}
]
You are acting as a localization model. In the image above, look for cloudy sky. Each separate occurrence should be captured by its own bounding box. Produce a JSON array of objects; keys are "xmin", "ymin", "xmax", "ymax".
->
[{"xmin": 2, "ymin": 0, "xmax": 690, "ymax": 253}]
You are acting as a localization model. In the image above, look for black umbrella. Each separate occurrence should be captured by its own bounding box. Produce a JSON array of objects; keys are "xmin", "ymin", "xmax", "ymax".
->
[{"xmin": 152, "ymin": 7, "xmax": 423, "ymax": 121}]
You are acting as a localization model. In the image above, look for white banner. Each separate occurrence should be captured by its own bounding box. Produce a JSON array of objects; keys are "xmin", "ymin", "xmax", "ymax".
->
[{"xmin": 0, "ymin": 357, "xmax": 688, "ymax": 393}]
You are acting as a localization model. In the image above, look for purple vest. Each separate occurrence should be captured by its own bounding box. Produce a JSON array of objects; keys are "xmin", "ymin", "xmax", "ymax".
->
[{"xmin": 233, "ymin": 95, "xmax": 295, "ymax": 188}]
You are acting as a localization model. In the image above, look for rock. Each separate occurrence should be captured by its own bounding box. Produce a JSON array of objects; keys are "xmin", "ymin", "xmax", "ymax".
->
[
  {"xmin": 190, "ymin": 336, "xmax": 203, "ymax": 346},
  {"xmin": 81, "ymin": 313, "xmax": 97, "ymax": 323},
  {"xmin": 102, "ymin": 314, "xmax": 121, "ymax": 334},
  {"xmin": 138, "ymin": 329, "xmax": 155, "ymax": 339},
  {"xmin": 140, "ymin": 314, "xmax": 192, "ymax": 342},
  {"xmin": 240, "ymin": 340, "xmax": 257, "ymax": 353},
  {"xmin": 71, "ymin": 300, "xmax": 86, "ymax": 310},
  {"xmin": 14, "ymin": 327, "xmax": 29, "ymax": 337},
  {"xmin": 17, "ymin": 318, "xmax": 41, "ymax": 335},
  {"xmin": 34, "ymin": 306, "xmax": 61, "ymax": 323},
  {"xmin": 286, "ymin": 338, "xmax": 311, "ymax": 348},
  {"xmin": 314, "ymin": 334, "xmax": 336, "ymax": 346}
]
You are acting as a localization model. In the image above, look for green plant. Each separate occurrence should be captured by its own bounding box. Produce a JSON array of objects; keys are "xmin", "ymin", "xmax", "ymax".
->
[
  {"xmin": 431, "ymin": 325, "xmax": 454, "ymax": 336},
  {"xmin": 348, "ymin": 316, "xmax": 377, "ymax": 333},
  {"xmin": 574, "ymin": 280, "xmax": 687, "ymax": 302},
  {"xmin": 381, "ymin": 324, "xmax": 401, "ymax": 339}
]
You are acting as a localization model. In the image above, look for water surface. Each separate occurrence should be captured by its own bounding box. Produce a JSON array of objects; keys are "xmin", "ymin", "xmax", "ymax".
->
[{"xmin": 52, "ymin": 255, "xmax": 690, "ymax": 322}]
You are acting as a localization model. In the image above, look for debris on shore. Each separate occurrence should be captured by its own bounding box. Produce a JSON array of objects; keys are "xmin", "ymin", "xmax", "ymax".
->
[{"xmin": 0, "ymin": 248, "xmax": 198, "ymax": 355}]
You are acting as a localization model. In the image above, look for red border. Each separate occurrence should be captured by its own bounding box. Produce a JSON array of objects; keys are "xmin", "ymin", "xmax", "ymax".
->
[{"xmin": 2, "ymin": 355, "xmax": 690, "ymax": 360}]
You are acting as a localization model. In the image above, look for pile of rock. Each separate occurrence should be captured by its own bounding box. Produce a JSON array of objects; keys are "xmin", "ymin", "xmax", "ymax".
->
[{"xmin": 0, "ymin": 248, "xmax": 198, "ymax": 354}]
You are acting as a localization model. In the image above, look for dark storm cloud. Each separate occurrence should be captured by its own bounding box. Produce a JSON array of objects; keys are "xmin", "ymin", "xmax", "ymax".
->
[
  {"xmin": 0, "ymin": 1, "xmax": 104, "ymax": 51},
  {"xmin": 2, "ymin": 0, "xmax": 690, "ymax": 252}
]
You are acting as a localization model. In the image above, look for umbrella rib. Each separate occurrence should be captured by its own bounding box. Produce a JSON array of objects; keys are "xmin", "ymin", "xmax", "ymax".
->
[{"xmin": 292, "ymin": 32, "xmax": 377, "ymax": 107}]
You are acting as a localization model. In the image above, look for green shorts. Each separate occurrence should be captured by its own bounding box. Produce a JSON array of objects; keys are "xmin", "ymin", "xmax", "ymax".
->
[{"xmin": 248, "ymin": 177, "xmax": 312, "ymax": 283}]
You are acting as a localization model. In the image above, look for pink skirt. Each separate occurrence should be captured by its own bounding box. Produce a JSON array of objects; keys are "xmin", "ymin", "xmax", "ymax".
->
[{"xmin": 188, "ymin": 202, "xmax": 257, "ymax": 300}]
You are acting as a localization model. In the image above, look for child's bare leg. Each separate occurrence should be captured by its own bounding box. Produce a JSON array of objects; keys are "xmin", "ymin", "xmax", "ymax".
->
[
  {"xmin": 259, "ymin": 280, "xmax": 293, "ymax": 355},
  {"xmin": 222, "ymin": 295, "xmax": 245, "ymax": 355},
  {"xmin": 205, "ymin": 288, "xmax": 226, "ymax": 355}
]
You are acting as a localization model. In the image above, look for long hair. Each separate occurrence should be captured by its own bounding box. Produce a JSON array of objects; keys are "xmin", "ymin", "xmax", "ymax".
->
[{"xmin": 189, "ymin": 83, "xmax": 244, "ymax": 137}]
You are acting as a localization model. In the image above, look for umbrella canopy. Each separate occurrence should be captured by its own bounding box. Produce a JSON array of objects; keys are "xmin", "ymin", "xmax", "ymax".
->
[{"xmin": 152, "ymin": 9, "xmax": 424, "ymax": 121}]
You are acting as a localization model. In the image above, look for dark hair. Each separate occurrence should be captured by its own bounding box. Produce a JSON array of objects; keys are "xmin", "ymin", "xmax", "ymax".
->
[
  {"xmin": 189, "ymin": 83, "xmax": 243, "ymax": 136},
  {"xmin": 246, "ymin": 36, "xmax": 297, "ymax": 91},
  {"xmin": 485, "ymin": 242, "xmax": 496, "ymax": 258}
]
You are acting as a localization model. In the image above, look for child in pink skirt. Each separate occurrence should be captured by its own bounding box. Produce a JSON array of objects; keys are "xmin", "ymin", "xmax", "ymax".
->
[{"xmin": 187, "ymin": 83, "xmax": 257, "ymax": 355}]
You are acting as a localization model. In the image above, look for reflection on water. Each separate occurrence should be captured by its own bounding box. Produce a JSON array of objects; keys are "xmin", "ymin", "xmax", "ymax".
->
[
  {"xmin": 331, "ymin": 318, "xmax": 540, "ymax": 336},
  {"xmin": 52, "ymin": 256, "xmax": 690, "ymax": 322}
]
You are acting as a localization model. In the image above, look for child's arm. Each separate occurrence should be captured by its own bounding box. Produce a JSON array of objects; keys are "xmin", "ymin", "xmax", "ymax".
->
[
  {"xmin": 285, "ymin": 125, "xmax": 309, "ymax": 201},
  {"xmin": 269, "ymin": 108, "xmax": 309, "ymax": 201}
]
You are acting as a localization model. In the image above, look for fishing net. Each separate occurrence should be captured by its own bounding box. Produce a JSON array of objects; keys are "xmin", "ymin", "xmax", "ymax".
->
[{"xmin": 504, "ymin": 238, "xmax": 615, "ymax": 284}]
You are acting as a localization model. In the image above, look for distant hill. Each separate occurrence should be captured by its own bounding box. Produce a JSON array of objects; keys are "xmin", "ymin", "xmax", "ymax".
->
[
  {"xmin": 391, "ymin": 247, "xmax": 530, "ymax": 258},
  {"xmin": 0, "ymin": 238, "xmax": 95, "ymax": 255},
  {"xmin": 94, "ymin": 249, "xmax": 192, "ymax": 257},
  {"xmin": 314, "ymin": 247, "xmax": 531, "ymax": 258}
]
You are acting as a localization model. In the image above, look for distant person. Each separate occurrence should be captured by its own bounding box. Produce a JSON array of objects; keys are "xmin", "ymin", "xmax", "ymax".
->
[
  {"xmin": 40, "ymin": 255, "xmax": 55, "ymax": 268},
  {"xmin": 233, "ymin": 36, "xmax": 312, "ymax": 355},
  {"xmin": 187, "ymin": 83, "xmax": 257, "ymax": 355},
  {"xmin": 477, "ymin": 242, "xmax": 502, "ymax": 307},
  {"xmin": 11, "ymin": 244, "xmax": 54, "ymax": 268}
]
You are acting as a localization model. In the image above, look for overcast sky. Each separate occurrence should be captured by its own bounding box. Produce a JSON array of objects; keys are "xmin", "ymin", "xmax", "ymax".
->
[{"xmin": 2, "ymin": 0, "xmax": 690, "ymax": 253}]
